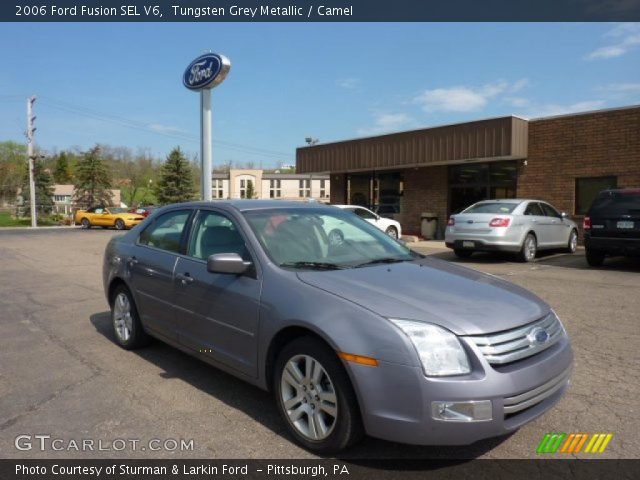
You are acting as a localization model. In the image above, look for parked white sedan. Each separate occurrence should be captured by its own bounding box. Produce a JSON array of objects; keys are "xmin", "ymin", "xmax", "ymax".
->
[
  {"xmin": 445, "ymin": 199, "xmax": 579, "ymax": 262},
  {"xmin": 334, "ymin": 205, "xmax": 402, "ymax": 239}
]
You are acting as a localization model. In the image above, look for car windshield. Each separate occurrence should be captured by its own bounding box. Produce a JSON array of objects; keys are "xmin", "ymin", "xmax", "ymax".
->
[
  {"xmin": 109, "ymin": 208, "xmax": 127, "ymax": 213},
  {"xmin": 463, "ymin": 202, "xmax": 518, "ymax": 214},
  {"xmin": 243, "ymin": 208, "xmax": 415, "ymax": 270}
]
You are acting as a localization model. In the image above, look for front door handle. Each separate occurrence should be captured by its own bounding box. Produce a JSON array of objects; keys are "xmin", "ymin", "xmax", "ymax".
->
[{"xmin": 176, "ymin": 273, "xmax": 194, "ymax": 285}]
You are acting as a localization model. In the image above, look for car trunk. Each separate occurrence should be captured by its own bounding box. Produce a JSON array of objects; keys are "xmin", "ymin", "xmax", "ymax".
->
[
  {"xmin": 588, "ymin": 192, "xmax": 640, "ymax": 239},
  {"xmin": 452, "ymin": 213, "xmax": 510, "ymax": 234}
]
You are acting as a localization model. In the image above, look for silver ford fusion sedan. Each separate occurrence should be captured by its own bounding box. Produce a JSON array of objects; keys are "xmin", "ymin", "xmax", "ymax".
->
[
  {"xmin": 103, "ymin": 200, "xmax": 573, "ymax": 453},
  {"xmin": 445, "ymin": 199, "xmax": 579, "ymax": 262}
]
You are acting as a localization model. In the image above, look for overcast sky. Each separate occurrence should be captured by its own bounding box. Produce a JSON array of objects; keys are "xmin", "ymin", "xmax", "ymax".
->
[{"xmin": 1, "ymin": 22, "xmax": 638, "ymax": 167}]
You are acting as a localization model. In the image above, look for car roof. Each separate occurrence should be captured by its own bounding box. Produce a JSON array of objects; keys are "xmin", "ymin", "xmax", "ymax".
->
[
  {"xmin": 473, "ymin": 199, "xmax": 550, "ymax": 204},
  {"xmin": 157, "ymin": 200, "xmax": 336, "ymax": 213}
]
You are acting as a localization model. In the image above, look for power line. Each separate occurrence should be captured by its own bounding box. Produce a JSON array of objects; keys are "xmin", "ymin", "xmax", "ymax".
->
[{"xmin": 37, "ymin": 96, "xmax": 294, "ymax": 160}]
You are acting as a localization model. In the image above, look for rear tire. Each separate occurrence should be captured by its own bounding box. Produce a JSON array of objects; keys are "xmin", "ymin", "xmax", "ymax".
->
[
  {"xmin": 585, "ymin": 248, "xmax": 605, "ymax": 267},
  {"xmin": 519, "ymin": 233, "xmax": 537, "ymax": 262},
  {"xmin": 565, "ymin": 229, "xmax": 578, "ymax": 254},
  {"xmin": 110, "ymin": 285, "xmax": 151, "ymax": 350},
  {"xmin": 453, "ymin": 249, "xmax": 473, "ymax": 259},
  {"xmin": 80, "ymin": 218, "xmax": 91, "ymax": 229},
  {"xmin": 273, "ymin": 337, "xmax": 364, "ymax": 453}
]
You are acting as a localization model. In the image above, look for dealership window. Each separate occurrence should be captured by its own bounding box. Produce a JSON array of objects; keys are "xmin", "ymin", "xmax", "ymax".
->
[
  {"xmin": 449, "ymin": 161, "xmax": 517, "ymax": 214},
  {"xmin": 299, "ymin": 179, "xmax": 311, "ymax": 197},
  {"xmin": 269, "ymin": 179, "xmax": 281, "ymax": 198},
  {"xmin": 212, "ymin": 179, "xmax": 224, "ymax": 199},
  {"xmin": 320, "ymin": 179, "xmax": 327, "ymax": 198},
  {"xmin": 575, "ymin": 176, "xmax": 617, "ymax": 215}
]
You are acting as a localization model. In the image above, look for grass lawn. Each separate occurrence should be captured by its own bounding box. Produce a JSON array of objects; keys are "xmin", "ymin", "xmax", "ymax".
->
[{"xmin": 0, "ymin": 212, "xmax": 58, "ymax": 227}]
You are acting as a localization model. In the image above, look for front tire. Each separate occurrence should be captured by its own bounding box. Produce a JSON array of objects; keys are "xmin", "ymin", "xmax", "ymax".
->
[
  {"xmin": 385, "ymin": 226, "xmax": 398, "ymax": 239},
  {"xmin": 565, "ymin": 229, "xmax": 578, "ymax": 254},
  {"xmin": 585, "ymin": 248, "xmax": 605, "ymax": 267},
  {"xmin": 80, "ymin": 218, "xmax": 91, "ymax": 229},
  {"xmin": 519, "ymin": 233, "xmax": 537, "ymax": 262},
  {"xmin": 110, "ymin": 285, "xmax": 151, "ymax": 350},
  {"xmin": 115, "ymin": 219, "xmax": 126, "ymax": 230},
  {"xmin": 274, "ymin": 337, "xmax": 364, "ymax": 453}
]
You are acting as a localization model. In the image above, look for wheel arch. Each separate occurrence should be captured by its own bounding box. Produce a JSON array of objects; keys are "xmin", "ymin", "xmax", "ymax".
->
[{"xmin": 265, "ymin": 325, "xmax": 337, "ymax": 392}]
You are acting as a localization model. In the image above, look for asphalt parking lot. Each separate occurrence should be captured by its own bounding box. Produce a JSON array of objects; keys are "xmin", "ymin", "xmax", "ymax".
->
[{"xmin": 0, "ymin": 228, "xmax": 638, "ymax": 459}]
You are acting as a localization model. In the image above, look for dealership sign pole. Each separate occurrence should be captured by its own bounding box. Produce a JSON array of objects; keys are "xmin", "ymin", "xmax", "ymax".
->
[{"xmin": 183, "ymin": 53, "xmax": 231, "ymax": 201}]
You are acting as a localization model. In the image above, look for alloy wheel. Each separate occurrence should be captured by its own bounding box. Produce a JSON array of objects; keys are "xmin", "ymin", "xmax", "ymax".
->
[
  {"xmin": 525, "ymin": 235, "xmax": 536, "ymax": 261},
  {"xmin": 569, "ymin": 231, "xmax": 578, "ymax": 253},
  {"xmin": 280, "ymin": 354, "xmax": 338, "ymax": 441},
  {"xmin": 113, "ymin": 292, "xmax": 133, "ymax": 342}
]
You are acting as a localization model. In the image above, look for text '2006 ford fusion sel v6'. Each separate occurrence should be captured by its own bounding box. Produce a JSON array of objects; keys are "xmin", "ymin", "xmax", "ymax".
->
[{"xmin": 103, "ymin": 201, "xmax": 572, "ymax": 453}]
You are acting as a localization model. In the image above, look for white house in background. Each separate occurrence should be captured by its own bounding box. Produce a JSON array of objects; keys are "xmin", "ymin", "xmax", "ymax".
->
[
  {"xmin": 211, "ymin": 169, "xmax": 330, "ymax": 201},
  {"xmin": 52, "ymin": 184, "xmax": 123, "ymax": 215}
]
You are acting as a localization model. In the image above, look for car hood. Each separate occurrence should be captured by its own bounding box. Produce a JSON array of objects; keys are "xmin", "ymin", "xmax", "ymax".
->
[{"xmin": 297, "ymin": 258, "xmax": 548, "ymax": 335}]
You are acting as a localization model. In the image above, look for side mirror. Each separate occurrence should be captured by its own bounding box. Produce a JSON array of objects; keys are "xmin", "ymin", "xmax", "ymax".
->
[{"xmin": 207, "ymin": 253, "xmax": 251, "ymax": 275}]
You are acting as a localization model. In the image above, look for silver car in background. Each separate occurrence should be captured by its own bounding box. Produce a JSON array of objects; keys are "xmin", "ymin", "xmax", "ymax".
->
[{"xmin": 445, "ymin": 199, "xmax": 579, "ymax": 262}]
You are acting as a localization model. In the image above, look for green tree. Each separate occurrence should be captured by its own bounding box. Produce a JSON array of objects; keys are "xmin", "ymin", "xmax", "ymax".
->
[
  {"xmin": 21, "ymin": 159, "xmax": 55, "ymax": 216},
  {"xmin": 245, "ymin": 179, "xmax": 256, "ymax": 199},
  {"xmin": 73, "ymin": 146, "xmax": 113, "ymax": 208},
  {"xmin": 0, "ymin": 141, "xmax": 27, "ymax": 205},
  {"xmin": 154, "ymin": 147, "xmax": 196, "ymax": 205},
  {"xmin": 53, "ymin": 151, "xmax": 73, "ymax": 183}
]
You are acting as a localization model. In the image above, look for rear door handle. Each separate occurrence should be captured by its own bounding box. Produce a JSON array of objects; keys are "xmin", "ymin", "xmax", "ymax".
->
[{"xmin": 176, "ymin": 273, "xmax": 194, "ymax": 285}]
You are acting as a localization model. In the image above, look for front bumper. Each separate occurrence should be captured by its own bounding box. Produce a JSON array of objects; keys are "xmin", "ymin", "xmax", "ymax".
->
[{"xmin": 348, "ymin": 334, "xmax": 573, "ymax": 445}]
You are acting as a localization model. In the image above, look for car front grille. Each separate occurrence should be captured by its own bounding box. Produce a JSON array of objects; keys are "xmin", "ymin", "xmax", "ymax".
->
[
  {"xmin": 503, "ymin": 367, "xmax": 571, "ymax": 416},
  {"xmin": 464, "ymin": 312, "xmax": 564, "ymax": 365}
]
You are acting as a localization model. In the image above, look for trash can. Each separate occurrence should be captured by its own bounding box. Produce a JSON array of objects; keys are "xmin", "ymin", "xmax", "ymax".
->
[{"xmin": 420, "ymin": 212, "xmax": 438, "ymax": 240}]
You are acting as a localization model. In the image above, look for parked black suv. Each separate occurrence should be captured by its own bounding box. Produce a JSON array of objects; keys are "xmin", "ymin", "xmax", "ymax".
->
[{"xmin": 583, "ymin": 188, "xmax": 640, "ymax": 266}]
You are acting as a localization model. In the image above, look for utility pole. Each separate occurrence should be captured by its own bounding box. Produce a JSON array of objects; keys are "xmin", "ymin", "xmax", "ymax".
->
[{"xmin": 26, "ymin": 96, "xmax": 37, "ymax": 227}]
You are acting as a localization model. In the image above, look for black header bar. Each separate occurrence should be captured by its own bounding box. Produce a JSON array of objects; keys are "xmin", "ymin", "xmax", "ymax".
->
[{"xmin": 4, "ymin": 0, "xmax": 640, "ymax": 22}]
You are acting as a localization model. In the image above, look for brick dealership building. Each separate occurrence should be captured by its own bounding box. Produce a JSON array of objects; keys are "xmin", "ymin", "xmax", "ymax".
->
[{"xmin": 296, "ymin": 105, "xmax": 640, "ymax": 237}]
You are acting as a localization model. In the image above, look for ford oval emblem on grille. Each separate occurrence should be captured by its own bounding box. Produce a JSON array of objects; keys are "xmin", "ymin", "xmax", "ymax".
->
[{"xmin": 528, "ymin": 327, "xmax": 550, "ymax": 345}]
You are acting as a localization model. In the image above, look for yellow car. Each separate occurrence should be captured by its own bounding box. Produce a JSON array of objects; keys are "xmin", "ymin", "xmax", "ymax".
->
[{"xmin": 75, "ymin": 206, "xmax": 145, "ymax": 230}]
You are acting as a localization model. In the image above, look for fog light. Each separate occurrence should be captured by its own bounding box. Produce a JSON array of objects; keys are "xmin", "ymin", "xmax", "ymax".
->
[{"xmin": 431, "ymin": 400, "xmax": 492, "ymax": 422}]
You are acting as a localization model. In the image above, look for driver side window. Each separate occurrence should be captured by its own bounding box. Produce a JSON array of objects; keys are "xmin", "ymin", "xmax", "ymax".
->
[{"xmin": 187, "ymin": 210, "xmax": 249, "ymax": 261}]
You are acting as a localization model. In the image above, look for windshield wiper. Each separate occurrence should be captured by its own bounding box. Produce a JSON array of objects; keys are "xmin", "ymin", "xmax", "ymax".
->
[
  {"xmin": 354, "ymin": 257, "xmax": 410, "ymax": 268},
  {"xmin": 280, "ymin": 261, "xmax": 345, "ymax": 270}
]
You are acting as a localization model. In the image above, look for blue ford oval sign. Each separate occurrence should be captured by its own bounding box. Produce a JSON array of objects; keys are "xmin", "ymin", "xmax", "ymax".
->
[{"xmin": 183, "ymin": 53, "xmax": 231, "ymax": 91}]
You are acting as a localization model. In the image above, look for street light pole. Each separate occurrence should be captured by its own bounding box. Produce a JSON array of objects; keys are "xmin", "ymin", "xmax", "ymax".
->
[{"xmin": 26, "ymin": 96, "xmax": 37, "ymax": 228}]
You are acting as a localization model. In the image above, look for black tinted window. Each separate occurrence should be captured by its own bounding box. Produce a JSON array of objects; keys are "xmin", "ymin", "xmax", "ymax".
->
[
  {"xmin": 524, "ymin": 203, "xmax": 544, "ymax": 216},
  {"xmin": 540, "ymin": 203, "xmax": 561, "ymax": 218},
  {"xmin": 589, "ymin": 191, "xmax": 640, "ymax": 217},
  {"xmin": 139, "ymin": 210, "xmax": 191, "ymax": 253}
]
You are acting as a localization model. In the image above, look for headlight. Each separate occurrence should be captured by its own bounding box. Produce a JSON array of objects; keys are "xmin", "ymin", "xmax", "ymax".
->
[{"xmin": 390, "ymin": 319, "xmax": 471, "ymax": 376}]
